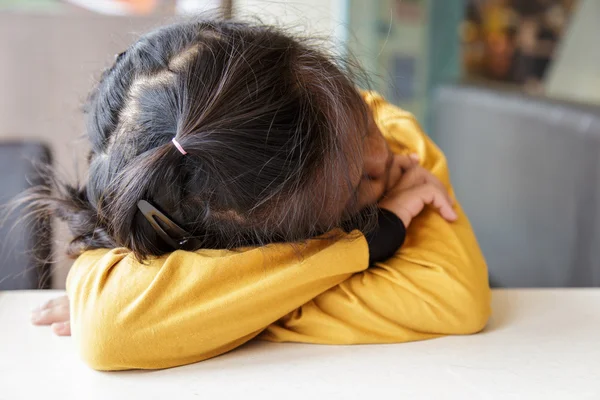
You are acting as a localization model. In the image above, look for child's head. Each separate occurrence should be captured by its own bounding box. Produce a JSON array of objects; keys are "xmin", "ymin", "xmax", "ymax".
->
[{"xmin": 49, "ymin": 19, "xmax": 389, "ymax": 258}]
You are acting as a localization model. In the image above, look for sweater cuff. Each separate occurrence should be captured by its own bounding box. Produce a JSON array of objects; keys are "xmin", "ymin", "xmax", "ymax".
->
[{"xmin": 364, "ymin": 208, "xmax": 406, "ymax": 264}]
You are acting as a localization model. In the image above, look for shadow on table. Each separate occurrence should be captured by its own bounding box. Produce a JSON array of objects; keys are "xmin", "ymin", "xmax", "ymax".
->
[{"xmin": 113, "ymin": 339, "xmax": 322, "ymax": 377}]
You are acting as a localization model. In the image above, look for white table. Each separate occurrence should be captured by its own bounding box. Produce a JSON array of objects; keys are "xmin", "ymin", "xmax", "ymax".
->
[{"xmin": 1, "ymin": 289, "xmax": 599, "ymax": 400}]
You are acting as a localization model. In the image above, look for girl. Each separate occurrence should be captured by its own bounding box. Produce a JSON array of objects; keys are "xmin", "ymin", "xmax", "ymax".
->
[{"xmin": 30, "ymin": 19, "xmax": 490, "ymax": 371}]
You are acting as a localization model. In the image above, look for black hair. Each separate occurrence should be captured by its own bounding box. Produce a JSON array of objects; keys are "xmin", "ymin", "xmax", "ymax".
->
[{"xmin": 24, "ymin": 19, "xmax": 374, "ymax": 260}]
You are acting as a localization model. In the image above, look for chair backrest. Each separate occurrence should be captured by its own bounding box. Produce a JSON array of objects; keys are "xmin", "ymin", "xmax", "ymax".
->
[
  {"xmin": 432, "ymin": 84, "xmax": 600, "ymax": 287},
  {"xmin": 0, "ymin": 142, "xmax": 52, "ymax": 290}
]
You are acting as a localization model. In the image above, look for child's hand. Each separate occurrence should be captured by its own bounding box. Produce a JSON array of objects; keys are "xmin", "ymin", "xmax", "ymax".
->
[
  {"xmin": 378, "ymin": 163, "xmax": 457, "ymax": 228},
  {"xmin": 31, "ymin": 295, "xmax": 71, "ymax": 336}
]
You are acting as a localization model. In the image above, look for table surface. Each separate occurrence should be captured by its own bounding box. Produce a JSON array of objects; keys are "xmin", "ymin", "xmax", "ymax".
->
[{"xmin": 1, "ymin": 289, "xmax": 599, "ymax": 400}]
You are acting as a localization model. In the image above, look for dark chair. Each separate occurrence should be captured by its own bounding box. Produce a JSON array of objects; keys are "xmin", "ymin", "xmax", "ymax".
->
[
  {"xmin": 432, "ymin": 84, "xmax": 600, "ymax": 287},
  {"xmin": 0, "ymin": 142, "xmax": 53, "ymax": 290}
]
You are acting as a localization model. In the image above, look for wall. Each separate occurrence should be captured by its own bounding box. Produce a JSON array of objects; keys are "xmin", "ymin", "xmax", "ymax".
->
[
  {"xmin": 234, "ymin": 0, "xmax": 344, "ymax": 41},
  {"xmin": 0, "ymin": 12, "xmax": 164, "ymax": 288},
  {"xmin": 546, "ymin": 0, "xmax": 600, "ymax": 104}
]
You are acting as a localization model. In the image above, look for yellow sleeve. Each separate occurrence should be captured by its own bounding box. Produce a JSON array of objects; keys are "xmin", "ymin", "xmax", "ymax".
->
[
  {"xmin": 259, "ymin": 92, "xmax": 491, "ymax": 344},
  {"xmin": 66, "ymin": 232, "xmax": 368, "ymax": 371},
  {"xmin": 67, "ymin": 92, "xmax": 490, "ymax": 371}
]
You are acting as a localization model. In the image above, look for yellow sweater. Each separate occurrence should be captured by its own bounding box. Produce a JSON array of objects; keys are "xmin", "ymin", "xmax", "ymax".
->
[{"xmin": 66, "ymin": 92, "xmax": 491, "ymax": 371}]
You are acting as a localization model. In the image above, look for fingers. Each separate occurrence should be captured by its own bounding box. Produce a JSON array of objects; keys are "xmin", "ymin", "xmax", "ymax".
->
[
  {"xmin": 33, "ymin": 295, "xmax": 69, "ymax": 312},
  {"xmin": 398, "ymin": 166, "xmax": 455, "ymax": 206},
  {"xmin": 415, "ymin": 184, "xmax": 458, "ymax": 221},
  {"xmin": 30, "ymin": 295, "xmax": 72, "ymax": 337},
  {"xmin": 31, "ymin": 297, "xmax": 70, "ymax": 326},
  {"xmin": 51, "ymin": 321, "xmax": 71, "ymax": 336},
  {"xmin": 380, "ymin": 181, "xmax": 458, "ymax": 228},
  {"xmin": 422, "ymin": 171, "xmax": 455, "ymax": 205}
]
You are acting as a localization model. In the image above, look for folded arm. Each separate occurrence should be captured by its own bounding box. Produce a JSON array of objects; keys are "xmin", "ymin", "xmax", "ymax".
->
[
  {"xmin": 66, "ymin": 234, "xmax": 369, "ymax": 370},
  {"xmin": 260, "ymin": 93, "xmax": 491, "ymax": 344},
  {"xmin": 65, "ymin": 93, "xmax": 490, "ymax": 371}
]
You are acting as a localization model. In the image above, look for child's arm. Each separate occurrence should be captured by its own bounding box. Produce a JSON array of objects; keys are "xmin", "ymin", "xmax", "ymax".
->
[
  {"xmin": 261, "ymin": 203, "xmax": 490, "ymax": 344},
  {"xmin": 66, "ymin": 234, "xmax": 369, "ymax": 371},
  {"xmin": 66, "ymin": 93, "xmax": 490, "ymax": 371},
  {"xmin": 259, "ymin": 93, "xmax": 491, "ymax": 344}
]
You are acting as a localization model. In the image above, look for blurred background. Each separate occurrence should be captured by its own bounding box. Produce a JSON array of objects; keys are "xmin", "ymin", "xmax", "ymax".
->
[{"xmin": 0, "ymin": 0, "xmax": 599, "ymax": 290}]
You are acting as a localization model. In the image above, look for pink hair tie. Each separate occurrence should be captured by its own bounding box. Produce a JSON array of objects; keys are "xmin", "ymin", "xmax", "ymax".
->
[{"xmin": 171, "ymin": 138, "xmax": 187, "ymax": 155}]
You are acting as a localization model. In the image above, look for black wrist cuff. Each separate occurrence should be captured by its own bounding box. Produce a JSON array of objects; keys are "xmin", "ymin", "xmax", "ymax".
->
[{"xmin": 364, "ymin": 208, "xmax": 406, "ymax": 264}]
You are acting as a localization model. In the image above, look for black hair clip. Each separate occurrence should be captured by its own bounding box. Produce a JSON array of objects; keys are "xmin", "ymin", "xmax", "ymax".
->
[{"xmin": 137, "ymin": 200, "xmax": 190, "ymax": 250}]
